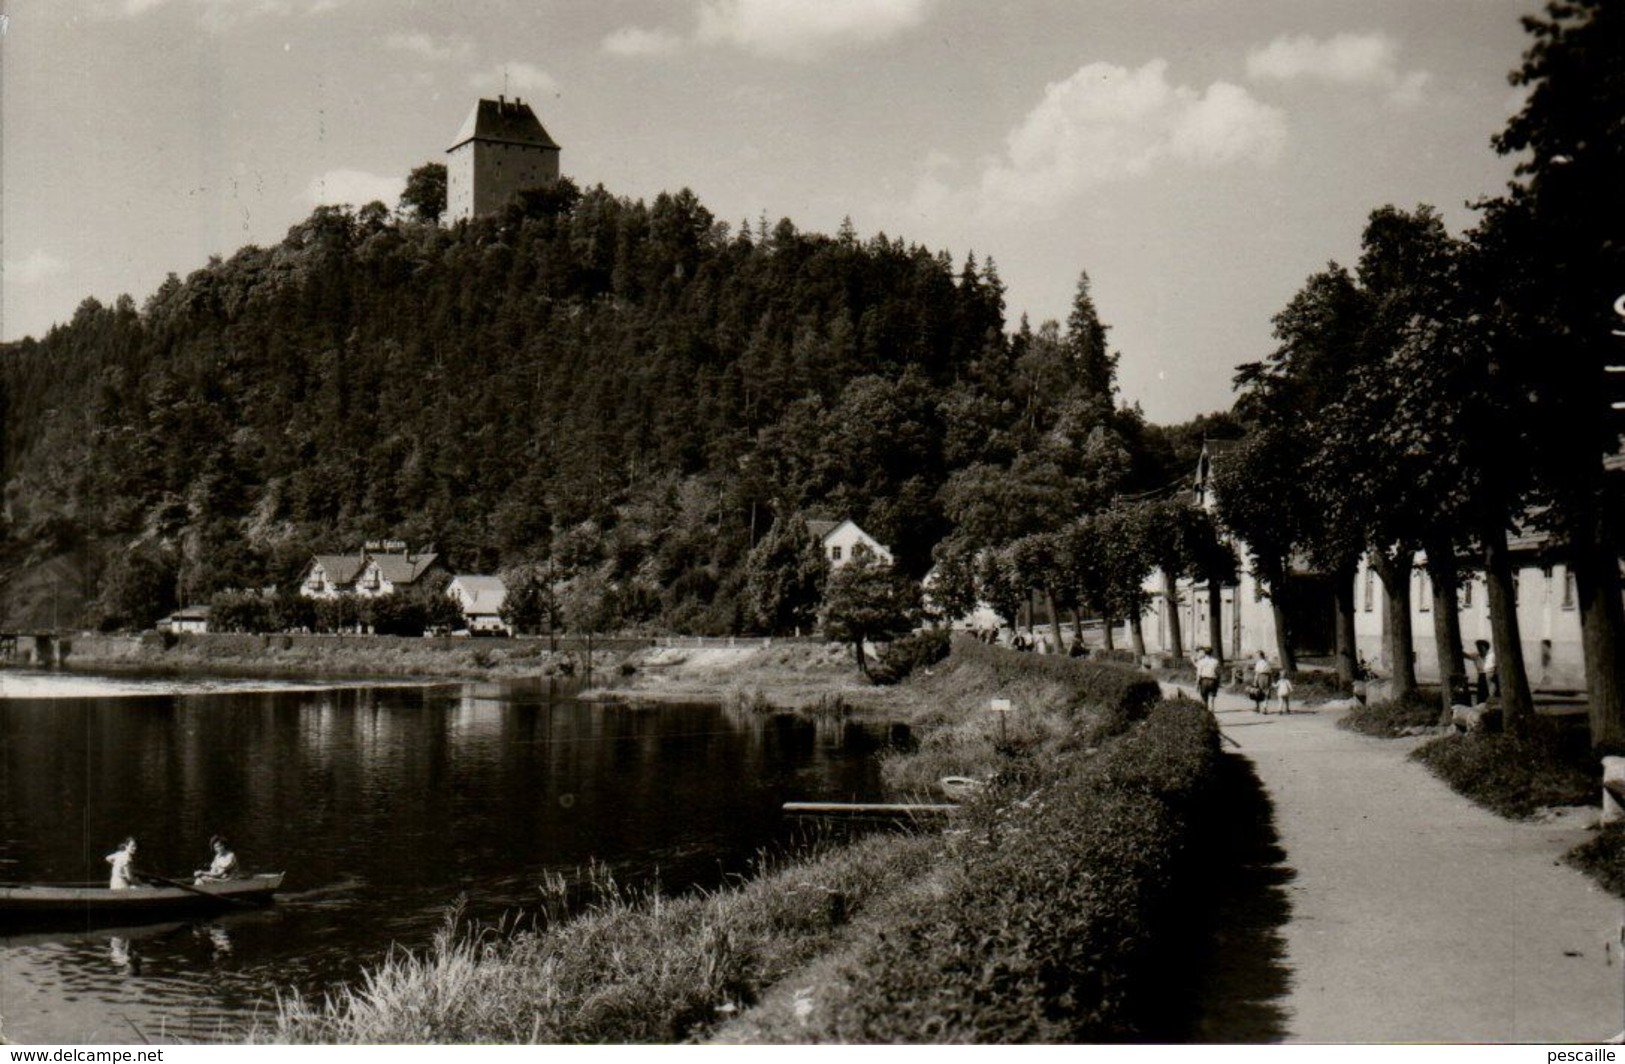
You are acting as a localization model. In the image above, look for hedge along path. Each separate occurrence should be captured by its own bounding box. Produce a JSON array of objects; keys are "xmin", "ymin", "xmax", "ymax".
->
[{"xmin": 1185, "ymin": 682, "xmax": 1624, "ymax": 1043}]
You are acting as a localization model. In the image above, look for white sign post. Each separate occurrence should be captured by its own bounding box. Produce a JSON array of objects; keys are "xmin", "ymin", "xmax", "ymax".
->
[{"xmin": 990, "ymin": 698, "xmax": 1012, "ymax": 743}]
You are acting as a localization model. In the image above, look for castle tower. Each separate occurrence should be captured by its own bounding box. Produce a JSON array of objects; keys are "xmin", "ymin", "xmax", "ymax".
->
[{"xmin": 446, "ymin": 96, "xmax": 561, "ymax": 223}]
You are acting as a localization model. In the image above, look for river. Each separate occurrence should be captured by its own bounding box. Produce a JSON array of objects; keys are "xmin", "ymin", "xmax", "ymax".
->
[{"xmin": 0, "ymin": 670, "xmax": 903, "ymax": 1044}]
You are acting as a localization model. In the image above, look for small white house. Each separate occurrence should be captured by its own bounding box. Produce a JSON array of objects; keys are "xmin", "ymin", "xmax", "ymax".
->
[
  {"xmin": 806, "ymin": 518, "xmax": 894, "ymax": 569},
  {"xmin": 447, "ymin": 574, "xmax": 508, "ymax": 634},
  {"xmin": 161, "ymin": 605, "xmax": 211, "ymax": 634}
]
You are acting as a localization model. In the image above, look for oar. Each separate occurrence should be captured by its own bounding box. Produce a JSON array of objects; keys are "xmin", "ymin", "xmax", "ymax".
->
[{"xmin": 140, "ymin": 872, "xmax": 257, "ymax": 908}]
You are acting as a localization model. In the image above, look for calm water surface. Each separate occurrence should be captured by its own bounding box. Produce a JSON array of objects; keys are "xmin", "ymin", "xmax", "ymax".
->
[{"xmin": 0, "ymin": 670, "xmax": 904, "ymax": 1043}]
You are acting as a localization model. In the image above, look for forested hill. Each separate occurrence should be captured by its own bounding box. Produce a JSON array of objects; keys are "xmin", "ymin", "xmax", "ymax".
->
[{"xmin": 0, "ymin": 180, "xmax": 1202, "ymax": 632}]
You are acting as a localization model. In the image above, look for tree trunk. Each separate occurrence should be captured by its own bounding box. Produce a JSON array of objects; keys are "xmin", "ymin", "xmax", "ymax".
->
[
  {"xmin": 1262, "ymin": 560, "xmax": 1298, "ymax": 677},
  {"xmin": 1207, "ymin": 576, "xmax": 1225, "ymax": 666},
  {"xmin": 1071, "ymin": 607, "xmax": 1083, "ymax": 639},
  {"xmin": 1370, "ymin": 550, "xmax": 1417, "ymax": 698},
  {"xmin": 1570, "ymin": 515, "xmax": 1625, "ymax": 754},
  {"xmin": 1102, "ymin": 616, "xmax": 1116, "ymax": 652},
  {"xmin": 1270, "ymin": 596, "xmax": 1298, "ymax": 678},
  {"xmin": 1045, "ymin": 588, "xmax": 1065, "ymax": 656},
  {"xmin": 1331, "ymin": 560, "xmax": 1358, "ymax": 688},
  {"xmin": 1162, "ymin": 570, "xmax": 1185, "ymax": 660},
  {"xmin": 852, "ymin": 637, "xmax": 869, "ymax": 678},
  {"xmin": 1425, "ymin": 538, "xmax": 1465, "ymax": 725},
  {"xmin": 1483, "ymin": 525, "xmax": 1534, "ymax": 736},
  {"xmin": 1129, "ymin": 610, "xmax": 1146, "ymax": 659}
]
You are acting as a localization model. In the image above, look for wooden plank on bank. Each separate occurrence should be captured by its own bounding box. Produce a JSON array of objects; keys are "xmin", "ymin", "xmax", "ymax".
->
[{"xmin": 782, "ymin": 801, "xmax": 959, "ymax": 817}]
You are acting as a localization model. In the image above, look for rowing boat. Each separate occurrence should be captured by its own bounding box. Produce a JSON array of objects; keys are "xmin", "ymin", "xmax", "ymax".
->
[{"xmin": 0, "ymin": 873, "xmax": 284, "ymax": 919}]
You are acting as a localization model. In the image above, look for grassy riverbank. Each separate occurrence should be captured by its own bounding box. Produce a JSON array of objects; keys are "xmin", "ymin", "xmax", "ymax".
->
[
  {"xmin": 37, "ymin": 630, "xmax": 652, "ymax": 682},
  {"xmin": 261, "ymin": 640, "xmax": 1227, "ymax": 1043}
]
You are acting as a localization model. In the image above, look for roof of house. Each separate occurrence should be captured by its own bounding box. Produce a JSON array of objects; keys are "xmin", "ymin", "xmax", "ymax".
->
[
  {"xmin": 170, "ymin": 605, "xmax": 211, "ymax": 621},
  {"xmin": 805, "ymin": 519, "xmax": 840, "ymax": 541},
  {"xmin": 448, "ymin": 97, "xmax": 560, "ymax": 153},
  {"xmin": 371, "ymin": 552, "xmax": 442, "ymax": 585},
  {"xmin": 450, "ymin": 574, "xmax": 506, "ymax": 595},
  {"xmin": 310, "ymin": 554, "xmax": 367, "ymax": 585},
  {"xmin": 450, "ymin": 575, "xmax": 507, "ymax": 611}
]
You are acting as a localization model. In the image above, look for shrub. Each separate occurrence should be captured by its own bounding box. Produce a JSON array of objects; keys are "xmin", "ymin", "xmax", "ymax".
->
[
  {"xmin": 1410, "ymin": 719, "xmax": 1597, "ymax": 818},
  {"xmin": 1288, "ymin": 667, "xmax": 1349, "ymax": 702},
  {"xmin": 949, "ymin": 637, "xmax": 1162, "ymax": 731},
  {"xmin": 815, "ymin": 700, "xmax": 1222, "ymax": 1042},
  {"xmin": 1338, "ymin": 692, "xmax": 1441, "ymax": 737},
  {"xmin": 870, "ymin": 628, "xmax": 951, "ymax": 685},
  {"xmin": 1565, "ymin": 824, "xmax": 1625, "ymax": 899}
]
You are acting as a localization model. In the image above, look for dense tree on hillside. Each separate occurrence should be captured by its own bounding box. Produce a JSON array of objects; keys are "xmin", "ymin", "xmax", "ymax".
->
[
  {"xmin": 0, "ymin": 184, "xmax": 1023, "ymax": 633},
  {"xmin": 399, "ymin": 163, "xmax": 448, "ymax": 224}
]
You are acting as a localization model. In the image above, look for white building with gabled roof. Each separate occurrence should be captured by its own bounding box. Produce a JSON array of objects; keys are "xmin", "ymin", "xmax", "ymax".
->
[
  {"xmin": 447, "ymin": 574, "xmax": 508, "ymax": 634},
  {"xmin": 807, "ymin": 518, "xmax": 893, "ymax": 569}
]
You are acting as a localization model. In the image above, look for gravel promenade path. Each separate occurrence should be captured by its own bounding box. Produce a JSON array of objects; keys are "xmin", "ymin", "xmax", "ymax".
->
[{"xmin": 1179, "ymin": 684, "xmax": 1624, "ymax": 1043}]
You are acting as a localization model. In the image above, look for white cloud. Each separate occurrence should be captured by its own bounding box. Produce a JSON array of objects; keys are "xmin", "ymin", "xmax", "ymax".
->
[
  {"xmin": 1246, "ymin": 32, "xmax": 1431, "ymax": 108},
  {"xmin": 468, "ymin": 62, "xmax": 560, "ymax": 98},
  {"xmin": 602, "ymin": 26, "xmax": 684, "ymax": 58},
  {"xmin": 303, "ymin": 168, "xmax": 405, "ymax": 208},
  {"xmin": 696, "ymin": 0, "xmax": 935, "ymax": 60},
  {"xmin": 969, "ymin": 60, "xmax": 1285, "ymax": 216},
  {"xmin": 4, "ymin": 250, "xmax": 70, "ymax": 286},
  {"xmin": 385, "ymin": 32, "xmax": 474, "ymax": 63},
  {"xmin": 111, "ymin": 0, "xmax": 345, "ymax": 23}
]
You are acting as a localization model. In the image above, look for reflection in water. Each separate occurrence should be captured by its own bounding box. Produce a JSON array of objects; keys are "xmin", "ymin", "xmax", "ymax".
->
[
  {"xmin": 108, "ymin": 936, "xmax": 138, "ymax": 975},
  {"xmin": 0, "ymin": 674, "xmax": 903, "ymax": 1044}
]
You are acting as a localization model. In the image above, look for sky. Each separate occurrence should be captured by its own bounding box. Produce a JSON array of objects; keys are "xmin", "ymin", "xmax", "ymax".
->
[{"xmin": 1, "ymin": 0, "xmax": 1537, "ymax": 423}]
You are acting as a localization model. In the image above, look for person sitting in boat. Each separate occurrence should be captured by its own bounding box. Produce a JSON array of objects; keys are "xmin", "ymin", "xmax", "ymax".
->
[
  {"xmin": 193, "ymin": 835, "xmax": 239, "ymax": 883},
  {"xmin": 106, "ymin": 837, "xmax": 138, "ymax": 890}
]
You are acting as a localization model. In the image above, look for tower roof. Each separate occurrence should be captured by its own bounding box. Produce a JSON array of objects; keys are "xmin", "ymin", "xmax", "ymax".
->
[{"xmin": 448, "ymin": 96, "xmax": 560, "ymax": 153}]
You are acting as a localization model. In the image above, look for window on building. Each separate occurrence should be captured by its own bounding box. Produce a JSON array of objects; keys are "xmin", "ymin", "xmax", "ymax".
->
[
  {"xmin": 1512, "ymin": 572, "xmax": 1520, "ymax": 604},
  {"xmin": 1460, "ymin": 577, "xmax": 1473, "ymax": 609},
  {"xmin": 830, "ymin": 546, "xmax": 842, "ymax": 561},
  {"xmin": 1363, "ymin": 568, "xmax": 1374, "ymax": 612},
  {"xmin": 1562, "ymin": 570, "xmax": 1576, "ymax": 610},
  {"xmin": 1418, "ymin": 570, "xmax": 1431, "ymax": 612}
]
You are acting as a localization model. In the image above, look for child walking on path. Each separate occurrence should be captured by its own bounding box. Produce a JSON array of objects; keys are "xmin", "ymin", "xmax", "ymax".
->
[{"xmin": 1275, "ymin": 673, "xmax": 1293, "ymax": 715}]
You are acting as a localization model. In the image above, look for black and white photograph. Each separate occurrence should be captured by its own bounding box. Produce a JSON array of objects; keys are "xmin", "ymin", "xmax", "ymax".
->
[{"xmin": 1, "ymin": 0, "xmax": 1622, "ymax": 1048}]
